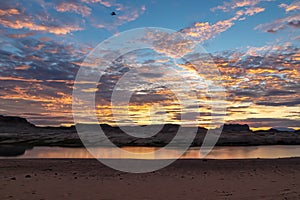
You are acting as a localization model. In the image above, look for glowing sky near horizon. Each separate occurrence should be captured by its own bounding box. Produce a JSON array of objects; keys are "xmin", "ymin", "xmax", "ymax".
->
[{"xmin": 0, "ymin": 0, "xmax": 299, "ymax": 128}]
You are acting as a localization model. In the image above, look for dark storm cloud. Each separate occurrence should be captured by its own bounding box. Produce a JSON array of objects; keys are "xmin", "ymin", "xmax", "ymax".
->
[
  {"xmin": 232, "ymin": 118, "xmax": 300, "ymax": 128},
  {"xmin": 256, "ymin": 99, "xmax": 300, "ymax": 107},
  {"xmin": 266, "ymin": 90, "xmax": 297, "ymax": 96}
]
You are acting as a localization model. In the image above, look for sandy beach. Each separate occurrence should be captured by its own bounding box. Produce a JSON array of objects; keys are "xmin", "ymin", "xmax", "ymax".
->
[{"xmin": 1, "ymin": 158, "xmax": 300, "ymax": 200}]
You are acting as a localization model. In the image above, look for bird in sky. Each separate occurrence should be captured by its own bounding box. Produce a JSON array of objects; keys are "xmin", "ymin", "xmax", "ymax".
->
[{"xmin": 111, "ymin": 12, "xmax": 116, "ymax": 16}]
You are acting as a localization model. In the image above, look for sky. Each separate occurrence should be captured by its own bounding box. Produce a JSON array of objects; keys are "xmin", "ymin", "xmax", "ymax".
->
[{"xmin": 0, "ymin": 0, "xmax": 299, "ymax": 129}]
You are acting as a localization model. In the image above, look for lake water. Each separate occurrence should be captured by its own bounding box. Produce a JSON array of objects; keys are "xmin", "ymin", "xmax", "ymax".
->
[{"xmin": 2, "ymin": 145, "xmax": 300, "ymax": 159}]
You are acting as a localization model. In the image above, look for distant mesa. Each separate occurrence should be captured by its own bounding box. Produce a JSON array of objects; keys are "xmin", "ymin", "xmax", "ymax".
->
[
  {"xmin": 270, "ymin": 127, "xmax": 295, "ymax": 132},
  {"xmin": 0, "ymin": 145, "xmax": 31, "ymax": 157},
  {"xmin": 1, "ymin": 115, "xmax": 300, "ymax": 148},
  {"xmin": 0, "ymin": 115, "xmax": 35, "ymax": 127},
  {"xmin": 0, "ymin": 115, "xmax": 290, "ymax": 133},
  {"xmin": 222, "ymin": 124, "xmax": 250, "ymax": 132}
]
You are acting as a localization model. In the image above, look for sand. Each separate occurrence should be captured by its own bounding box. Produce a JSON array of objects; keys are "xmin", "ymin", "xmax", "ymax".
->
[{"xmin": 0, "ymin": 158, "xmax": 300, "ymax": 200}]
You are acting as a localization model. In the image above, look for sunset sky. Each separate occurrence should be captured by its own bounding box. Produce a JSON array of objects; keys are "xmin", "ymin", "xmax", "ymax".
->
[{"xmin": 0, "ymin": 0, "xmax": 299, "ymax": 129}]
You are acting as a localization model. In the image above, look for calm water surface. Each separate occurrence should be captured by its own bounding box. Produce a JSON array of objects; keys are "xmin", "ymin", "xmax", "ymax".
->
[{"xmin": 4, "ymin": 145, "xmax": 300, "ymax": 159}]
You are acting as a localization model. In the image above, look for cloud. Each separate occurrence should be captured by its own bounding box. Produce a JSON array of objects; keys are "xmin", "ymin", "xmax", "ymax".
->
[
  {"xmin": 0, "ymin": 2, "xmax": 83, "ymax": 35},
  {"xmin": 55, "ymin": 1, "xmax": 91, "ymax": 16},
  {"xmin": 230, "ymin": 118, "xmax": 300, "ymax": 128},
  {"xmin": 117, "ymin": 10, "xmax": 139, "ymax": 22},
  {"xmin": 180, "ymin": 0, "xmax": 271, "ymax": 46},
  {"xmin": 236, "ymin": 7, "xmax": 265, "ymax": 16},
  {"xmin": 6, "ymin": 32, "xmax": 35, "ymax": 38},
  {"xmin": 82, "ymin": 0, "xmax": 113, "ymax": 8},
  {"xmin": 92, "ymin": 4, "xmax": 146, "ymax": 30},
  {"xmin": 0, "ymin": 8, "xmax": 20, "ymax": 16},
  {"xmin": 256, "ymin": 99, "xmax": 300, "ymax": 107},
  {"xmin": 211, "ymin": 0, "xmax": 272, "ymax": 12},
  {"xmin": 180, "ymin": 2, "xmax": 267, "ymax": 44},
  {"xmin": 0, "ymin": 20, "xmax": 83, "ymax": 35},
  {"xmin": 213, "ymin": 44, "xmax": 300, "ymax": 109},
  {"xmin": 0, "ymin": 36, "xmax": 84, "ymax": 125},
  {"xmin": 255, "ymin": 14, "xmax": 300, "ymax": 33},
  {"xmin": 180, "ymin": 17, "xmax": 237, "ymax": 43},
  {"xmin": 0, "ymin": 0, "xmax": 146, "ymax": 34},
  {"xmin": 14, "ymin": 65, "xmax": 31, "ymax": 70},
  {"xmin": 279, "ymin": 1, "xmax": 300, "ymax": 12},
  {"xmin": 1, "ymin": 39, "xmax": 300, "ymax": 127},
  {"xmin": 288, "ymin": 20, "xmax": 300, "ymax": 28},
  {"xmin": 0, "ymin": 76, "xmax": 43, "ymax": 83},
  {"xmin": 78, "ymin": 0, "xmax": 146, "ymax": 29},
  {"xmin": 180, "ymin": 6, "xmax": 263, "ymax": 43},
  {"xmin": 293, "ymin": 35, "xmax": 300, "ymax": 40},
  {"xmin": 0, "ymin": 1, "xmax": 299, "ymax": 127}
]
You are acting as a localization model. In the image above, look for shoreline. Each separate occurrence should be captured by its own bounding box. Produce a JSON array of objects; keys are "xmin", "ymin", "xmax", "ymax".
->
[
  {"xmin": 1, "ymin": 157, "xmax": 300, "ymax": 160},
  {"xmin": 1, "ymin": 158, "xmax": 300, "ymax": 199}
]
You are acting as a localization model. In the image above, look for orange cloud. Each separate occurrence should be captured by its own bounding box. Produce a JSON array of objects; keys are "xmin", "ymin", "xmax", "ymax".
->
[
  {"xmin": 181, "ymin": 16, "xmax": 237, "ymax": 43},
  {"xmin": 15, "ymin": 65, "xmax": 31, "ymax": 70},
  {"xmin": 6, "ymin": 32, "xmax": 35, "ymax": 38},
  {"xmin": 279, "ymin": 1, "xmax": 300, "ymax": 12},
  {"xmin": 146, "ymin": 31, "xmax": 196, "ymax": 58},
  {"xmin": 236, "ymin": 7, "xmax": 265, "ymax": 16},
  {"xmin": 0, "ymin": 18, "xmax": 82, "ymax": 35},
  {"xmin": 0, "ymin": 76, "xmax": 43, "ymax": 83},
  {"xmin": 292, "ymin": 53, "xmax": 300, "ymax": 61},
  {"xmin": 55, "ymin": 2, "xmax": 91, "ymax": 16},
  {"xmin": 182, "ymin": 3, "xmax": 266, "ymax": 44},
  {"xmin": 0, "ymin": 8, "xmax": 20, "ymax": 16},
  {"xmin": 0, "ymin": 6, "xmax": 83, "ymax": 35},
  {"xmin": 82, "ymin": 0, "xmax": 112, "ymax": 7},
  {"xmin": 211, "ymin": 0, "xmax": 272, "ymax": 12}
]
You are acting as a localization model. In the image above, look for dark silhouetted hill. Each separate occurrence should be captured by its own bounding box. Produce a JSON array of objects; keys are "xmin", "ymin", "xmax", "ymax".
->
[{"xmin": 0, "ymin": 115, "xmax": 299, "ymax": 147}]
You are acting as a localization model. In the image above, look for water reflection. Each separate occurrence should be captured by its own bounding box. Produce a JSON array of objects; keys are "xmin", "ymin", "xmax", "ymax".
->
[{"xmin": 1, "ymin": 145, "xmax": 300, "ymax": 159}]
